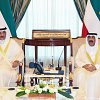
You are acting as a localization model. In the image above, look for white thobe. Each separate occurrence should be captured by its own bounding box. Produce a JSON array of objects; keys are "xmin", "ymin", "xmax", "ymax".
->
[
  {"xmin": 0, "ymin": 38, "xmax": 24, "ymax": 87},
  {"xmin": 73, "ymin": 44, "xmax": 100, "ymax": 99}
]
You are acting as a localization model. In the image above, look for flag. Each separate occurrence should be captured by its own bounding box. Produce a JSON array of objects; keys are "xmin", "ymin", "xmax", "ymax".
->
[
  {"xmin": 82, "ymin": 0, "xmax": 100, "ymax": 37},
  {"xmin": 0, "ymin": 0, "xmax": 16, "ymax": 37}
]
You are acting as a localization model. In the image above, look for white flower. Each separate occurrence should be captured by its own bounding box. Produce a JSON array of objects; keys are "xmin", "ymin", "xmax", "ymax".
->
[
  {"xmin": 17, "ymin": 88, "xmax": 24, "ymax": 92},
  {"xmin": 41, "ymin": 81, "xmax": 47, "ymax": 85},
  {"xmin": 25, "ymin": 89, "xmax": 30, "ymax": 94},
  {"xmin": 53, "ymin": 88, "xmax": 58, "ymax": 93},
  {"xmin": 38, "ymin": 88, "xmax": 43, "ymax": 93},
  {"xmin": 33, "ymin": 88, "xmax": 37, "ymax": 92},
  {"xmin": 49, "ymin": 88, "xmax": 55, "ymax": 93},
  {"xmin": 17, "ymin": 86, "xmax": 26, "ymax": 92},
  {"xmin": 35, "ymin": 85, "xmax": 40, "ymax": 89},
  {"xmin": 42, "ymin": 86, "xmax": 48, "ymax": 92}
]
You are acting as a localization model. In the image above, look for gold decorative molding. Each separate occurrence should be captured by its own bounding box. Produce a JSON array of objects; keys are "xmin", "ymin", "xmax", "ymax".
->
[{"xmin": 32, "ymin": 30, "xmax": 70, "ymax": 39}]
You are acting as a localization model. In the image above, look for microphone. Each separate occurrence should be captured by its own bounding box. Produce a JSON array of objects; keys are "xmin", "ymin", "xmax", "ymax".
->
[{"xmin": 56, "ymin": 48, "xmax": 64, "ymax": 70}]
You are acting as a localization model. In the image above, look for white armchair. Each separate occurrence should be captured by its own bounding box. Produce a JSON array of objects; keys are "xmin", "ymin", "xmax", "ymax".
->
[
  {"xmin": 70, "ymin": 37, "xmax": 86, "ymax": 68},
  {"xmin": 68, "ymin": 37, "xmax": 86, "ymax": 86}
]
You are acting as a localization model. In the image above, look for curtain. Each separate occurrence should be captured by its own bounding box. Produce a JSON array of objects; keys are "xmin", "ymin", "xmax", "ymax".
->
[
  {"xmin": 73, "ymin": 0, "xmax": 89, "ymax": 37},
  {"xmin": 73, "ymin": 0, "xmax": 88, "ymax": 21},
  {"xmin": 17, "ymin": 0, "xmax": 82, "ymax": 38},
  {"xmin": 17, "ymin": 0, "xmax": 82, "ymax": 67},
  {"xmin": 10, "ymin": 0, "xmax": 31, "ymax": 29}
]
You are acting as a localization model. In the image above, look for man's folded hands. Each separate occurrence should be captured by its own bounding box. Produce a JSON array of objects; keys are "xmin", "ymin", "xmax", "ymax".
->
[
  {"xmin": 82, "ymin": 64, "xmax": 96, "ymax": 72},
  {"xmin": 12, "ymin": 60, "xmax": 20, "ymax": 68}
]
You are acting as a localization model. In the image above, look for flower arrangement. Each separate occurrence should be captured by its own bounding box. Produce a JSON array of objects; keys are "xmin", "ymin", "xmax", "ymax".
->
[
  {"xmin": 16, "ymin": 81, "xmax": 57, "ymax": 97},
  {"xmin": 16, "ymin": 81, "xmax": 74, "ymax": 99}
]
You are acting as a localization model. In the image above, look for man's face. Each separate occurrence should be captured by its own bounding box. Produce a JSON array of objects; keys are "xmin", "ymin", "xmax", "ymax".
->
[
  {"xmin": 0, "ymin": 31, "xmax": 6, "ymax": 40},
  {"xmin": 87, "ymin": 35, "xmax": 96, "ymax": 46}
]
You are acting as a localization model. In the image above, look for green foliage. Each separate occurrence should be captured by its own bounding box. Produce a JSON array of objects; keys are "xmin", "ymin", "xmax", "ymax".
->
[
  {"xmin": 39, "ymin": 83, "xmax": 47, "ymax": 88},
  {"xmin": 16, "ymin": 91, "xmax": 26, "ymax": 97},
  {"xmin": 58, "ymin": 90, "xmax": 74, "ymax": 99}
]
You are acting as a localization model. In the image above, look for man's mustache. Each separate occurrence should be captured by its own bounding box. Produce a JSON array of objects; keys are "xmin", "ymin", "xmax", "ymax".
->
[{"xmin": 89, "ymin": 40, "xmax": 93, "ymax": 42}]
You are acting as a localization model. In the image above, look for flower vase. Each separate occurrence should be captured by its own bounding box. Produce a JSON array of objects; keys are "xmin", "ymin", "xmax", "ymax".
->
[{"xmin": 28, "ymin": 93, "xmax": 56, "ymax": 100}]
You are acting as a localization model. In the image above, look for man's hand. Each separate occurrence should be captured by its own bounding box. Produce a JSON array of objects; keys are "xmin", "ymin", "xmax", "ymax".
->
[
  {"xmin": 82, "ymin": 64, "xmax": 96, "ymax": 72},
  {"xmin": 12, "ymin": 60, "xmax": 20, "ymax": 68}
]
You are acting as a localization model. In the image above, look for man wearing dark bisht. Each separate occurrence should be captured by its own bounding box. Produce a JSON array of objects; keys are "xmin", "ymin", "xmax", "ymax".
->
[
  {"xmin": 73, "ymin": 33, "xmax": 100, "ymax": 99},
  {"xmin": 0, "ymin": 27, "xmax": 24, "ymax": 87}
]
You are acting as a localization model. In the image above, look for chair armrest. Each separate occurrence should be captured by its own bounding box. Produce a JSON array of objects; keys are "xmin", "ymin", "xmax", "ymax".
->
[
  {"xmin": 68, "ymin": 56, "xmax": 74, "ymax": 72},
  {"xmin": 16, "ymin": 62, "xmax": 23, "ymax": 86},
  {"xmin": 68, "ymin": 56, "xmax": 74, "ymax": 86},
  {"xmin": 16, "ymin": 74, "xmax": 22, "ymax": 85}
]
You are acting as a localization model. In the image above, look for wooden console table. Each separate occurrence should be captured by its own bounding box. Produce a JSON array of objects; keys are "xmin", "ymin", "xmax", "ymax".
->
[{"xmin": 23, "ymin": 30, "xmax": 71, "ymax": 86}]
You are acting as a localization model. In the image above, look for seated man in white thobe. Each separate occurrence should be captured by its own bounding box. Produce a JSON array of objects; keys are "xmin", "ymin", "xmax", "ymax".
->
[
  {"xmin": 0, "ymin": 27, "xmax": 24, "ymax": 87},
  {"xmin": 73, "ymin": 33, "xmax": 100, "ymax": 99}
]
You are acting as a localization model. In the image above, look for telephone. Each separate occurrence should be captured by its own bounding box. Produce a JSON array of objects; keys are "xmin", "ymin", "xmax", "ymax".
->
[{"xmin": 29, "ymin": 62, "xmax": 44, "ymax": 74}]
